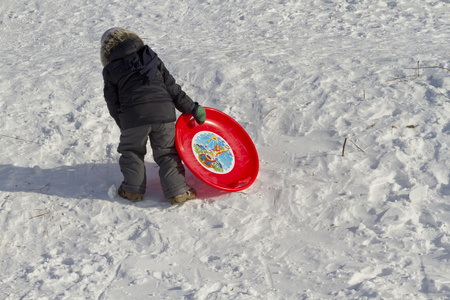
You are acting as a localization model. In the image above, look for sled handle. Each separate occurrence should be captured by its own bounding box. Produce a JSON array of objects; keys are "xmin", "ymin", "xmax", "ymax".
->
[{"xmin": 229, "ymin": 176, "xmax": 251, "ymax": 189}]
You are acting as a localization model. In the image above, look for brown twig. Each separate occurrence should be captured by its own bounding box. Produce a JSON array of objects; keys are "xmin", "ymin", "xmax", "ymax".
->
[
  {"xmin": 29, "ymin": 211, "xmax": 51, "ymax": 219},
  {"xmin": 405, "ymin": 65, "xmax": 450, "ymax": 72},
  {"xmin": 263, "ymin": 107, "xmax": 278, "ymax": 119},
  {"xmin": 389, "ymin": 64, "xmax": 449, "ymax": 82},
  {"xmin": 342, "ymin": 138, "xmax": 347, "ymax": 157},
  {"xmin": 417, "ymin": 61, "xmax": 420, "ymax": 78}
]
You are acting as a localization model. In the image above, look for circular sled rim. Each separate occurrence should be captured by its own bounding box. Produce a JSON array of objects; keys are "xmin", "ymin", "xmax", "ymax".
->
[{"xmin": 175, "ymin": 107, "xmax": 259, "ymax": 191}]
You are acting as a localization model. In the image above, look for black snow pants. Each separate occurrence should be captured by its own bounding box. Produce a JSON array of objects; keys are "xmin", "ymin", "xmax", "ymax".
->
[{"xmin": 117, "ymin": 123, "xmax": 190, "ymax": 198}]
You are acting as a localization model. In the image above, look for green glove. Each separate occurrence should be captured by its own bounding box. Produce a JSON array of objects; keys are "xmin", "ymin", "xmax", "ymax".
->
[{"xmin": 192, "ymin": 102, "xmax": 206, "ymax": 125}]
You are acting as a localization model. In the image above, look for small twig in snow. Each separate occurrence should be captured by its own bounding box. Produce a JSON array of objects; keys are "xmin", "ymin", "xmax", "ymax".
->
[
  {"xmin": 0, "ymin": 134, "xmax": 40, "ymax": 145},
  {"xmin": 348, "ymin": 139, "xmax": 365, "ymax": 153},
  {"xmin": 389, "ymin": 63, "xmax": 449, "ymax": 82},
  {"xmin": 405, "ymin": 65, "xmax": 450, "ymax": 72},
  {"xmin": 29, "ymin": 211, "xmax": 51, "ymax": 219},
  {"xmin": 417, "ymin": 61, "xmax": 420, "ymax": 78},
  {"xmin": 342, "ymin": 138, "xmax": 347, "ymax": 157},
  {"xmin": 435, "ymin": 88, "xmax": 450, "ymax": 100},
  {"xmin": 263, "ymin": 107, "xmax": 278, "ymax": 119}
]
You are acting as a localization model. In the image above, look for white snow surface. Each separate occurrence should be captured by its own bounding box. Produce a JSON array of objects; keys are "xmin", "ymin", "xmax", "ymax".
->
[{"xmin": 1, "ymin": 0, "xmax": 450, "ymax": 299}]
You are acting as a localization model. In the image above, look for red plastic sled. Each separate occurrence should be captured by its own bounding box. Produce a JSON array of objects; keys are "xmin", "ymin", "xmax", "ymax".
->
[{"xmin": 175, "ymin": 107, "xmax": 259, "ymax": 191}]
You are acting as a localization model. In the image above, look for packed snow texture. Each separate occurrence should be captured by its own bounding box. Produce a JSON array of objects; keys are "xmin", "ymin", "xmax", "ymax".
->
[{"xmin": 1, "ymin": 0, "xmax": 450, "ymax": 299}]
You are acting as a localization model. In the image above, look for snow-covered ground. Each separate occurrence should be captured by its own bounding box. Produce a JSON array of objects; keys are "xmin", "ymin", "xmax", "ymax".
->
[{"xmin": 1, "ymin": 0, "xmax": 450, "ymax": 299}]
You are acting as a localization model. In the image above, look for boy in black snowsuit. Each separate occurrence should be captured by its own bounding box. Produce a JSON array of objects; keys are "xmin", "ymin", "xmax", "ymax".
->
[{"xmin": 100, "ymin": 28, "xmax": 206, "ymax": 204}]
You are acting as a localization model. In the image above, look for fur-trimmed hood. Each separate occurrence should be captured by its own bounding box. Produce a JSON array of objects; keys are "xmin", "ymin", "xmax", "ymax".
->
[{"xmin": 100, "ymin": 28, "xmax": 144, "ymax": 67}]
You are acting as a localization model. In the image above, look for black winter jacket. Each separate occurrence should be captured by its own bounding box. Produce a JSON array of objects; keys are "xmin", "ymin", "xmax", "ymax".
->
[{"xmin": 102, "ymin": 39, "xmax": 194, "ymax": 130}]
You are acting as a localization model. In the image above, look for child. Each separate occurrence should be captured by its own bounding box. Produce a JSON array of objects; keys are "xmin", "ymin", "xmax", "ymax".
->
[{"xmin": 100, "ymin": 28, "xmax": 206, "ymax": 205}]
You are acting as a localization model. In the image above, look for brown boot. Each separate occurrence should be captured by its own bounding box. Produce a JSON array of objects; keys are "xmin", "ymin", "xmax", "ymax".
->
[
  {"xmin": 169, "ymin": 188, "xmax": 197, "ymax": 205},
  {"xmin": 118, "ymin": 185, "xmax": 144, "ymax": 202}
]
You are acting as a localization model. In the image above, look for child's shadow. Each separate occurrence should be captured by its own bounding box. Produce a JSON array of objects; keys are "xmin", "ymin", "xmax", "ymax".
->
[
  {"xmin": 0, "ymin": 163, "xmax": 130, "ymax": 201},
  {"xmin": 0, "ymin": 163, "xmax": 229, "ymax": 205}
]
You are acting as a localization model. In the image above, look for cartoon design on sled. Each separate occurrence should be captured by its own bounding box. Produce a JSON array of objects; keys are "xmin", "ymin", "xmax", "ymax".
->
[{"xmin": 192, "ymin": 131, "xmax": 235, "ymax": 174}]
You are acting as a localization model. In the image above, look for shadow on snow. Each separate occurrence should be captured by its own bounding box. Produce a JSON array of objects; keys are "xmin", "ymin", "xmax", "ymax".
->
[{"xmin": 0, "ymin": 163, "xmax": 230, "ymax": 205}]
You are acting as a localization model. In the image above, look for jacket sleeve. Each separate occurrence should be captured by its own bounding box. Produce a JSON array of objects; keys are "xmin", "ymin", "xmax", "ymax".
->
[
  {"xmin": 102, "ymin": 68, "xmax": 122, "ymax": 129},
  {"xmin": 158, "ymin": 58, "xmax": 194, "ymax": 114}
]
